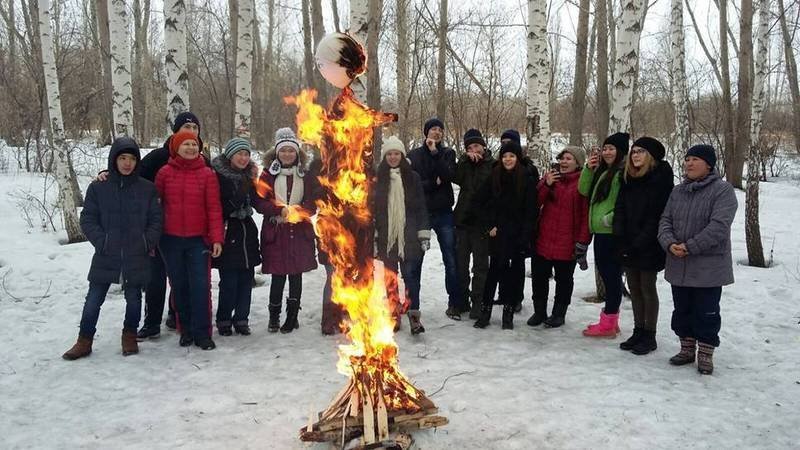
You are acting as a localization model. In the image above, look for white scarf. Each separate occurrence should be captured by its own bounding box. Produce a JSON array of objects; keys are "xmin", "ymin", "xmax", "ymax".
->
[
  {"xmin": 275, "ymin": 166, "xmax": 304, "ymax": 207},
  {"xmin": 387, "ymin": 168, "xmax": 406, "ymax": 259}
]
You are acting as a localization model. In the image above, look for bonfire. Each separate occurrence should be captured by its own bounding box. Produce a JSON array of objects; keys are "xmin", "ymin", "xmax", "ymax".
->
[{"xmin": 287, "ymin": 33, "xmax": 448, "ymax": 449}]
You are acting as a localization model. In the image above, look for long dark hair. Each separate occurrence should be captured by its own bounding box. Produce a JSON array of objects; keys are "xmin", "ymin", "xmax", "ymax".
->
[
  {"xmin": 491, "ymin": 157, "xmax": 526, "ymax": 200},
  {"xmin": 590, "ymin": 152, "xmax": 625, "ymax": 204}
]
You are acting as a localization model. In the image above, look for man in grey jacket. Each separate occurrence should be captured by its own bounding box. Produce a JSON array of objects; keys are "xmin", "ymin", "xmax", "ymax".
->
[{"xmin": 658, "ymin": 144, "xmax": 737, "ymax": 375}]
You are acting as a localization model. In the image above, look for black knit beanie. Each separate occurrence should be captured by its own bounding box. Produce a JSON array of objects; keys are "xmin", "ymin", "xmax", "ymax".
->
[
  {"xmin": 632, "ymin": 136, "xmax": 666, "ymax": 161},
  {"xmin": 172, "ymin": 111, "xmax": 201, "ymax": 134},
  {"xmin": 463, "ymin": 128, "xmax": 486, "ymax": 148},
  {"xmin": 423, "ymin": 118, "xmax": 445, "ymax": 137},
  {"xmin": 686, "ymin": 144, "xmax": 717, "ymax": 169},
  {"xmin": 603, "ymin": 132, "xmax": 630, "ymax": 156}
]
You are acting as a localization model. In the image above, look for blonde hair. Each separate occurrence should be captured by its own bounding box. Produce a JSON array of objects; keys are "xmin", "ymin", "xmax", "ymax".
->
[{"xmin": 624, "ymin": 150, "xmax": 657, "ymax": 181}]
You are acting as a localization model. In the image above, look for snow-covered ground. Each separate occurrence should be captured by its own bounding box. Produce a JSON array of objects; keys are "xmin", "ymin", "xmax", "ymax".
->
[{"xmin": 0, "ymin": 150, "xmax": 799, "ymax": 449}]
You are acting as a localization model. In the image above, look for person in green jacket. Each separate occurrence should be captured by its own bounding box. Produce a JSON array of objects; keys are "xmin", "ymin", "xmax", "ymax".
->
[{"xmin": 578, "ymin": 132, "xmax": 628, "ymax": 338}]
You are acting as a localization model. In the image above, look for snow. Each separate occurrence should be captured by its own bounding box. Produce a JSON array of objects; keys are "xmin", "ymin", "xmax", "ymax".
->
[{"xmin": 1, "ymin": 150, "xmax": 799, "ymax": 449}]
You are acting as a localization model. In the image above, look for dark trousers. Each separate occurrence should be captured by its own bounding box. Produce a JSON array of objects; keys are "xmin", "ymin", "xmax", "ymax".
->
[
  {"xmin": 216, "ymin": 267, "xmax": 254, "ymax": 326},
  {"xmin": 482, "ymin": 255, "xmax": 525, "ymax": 310},
  {"xmin": 160, "ymin": 235, "xmax": 212, "ymax": 339},
  {"xmin": 269, "ymin": 273, "xmax": 302, "ymax": 307},
  {"xmin": 417, "ymin": 210, "xmax": 462, "ymax": 309},
  {"xmin": 531, "ymin": 254, "xmax": 577, "ymax": 318},
  {"xmin": 593, "ymin": 234, "xmax": 623, "ymax": 314},
  {"xmin": 142, "ymin": 248, "xmax": 174, "ymax": 329},
  {"xmin": 671, "ymin": 285, "xmax": 722, "ymax": 347},
  {"xmin": 79, "ymin": 282, "xmax": 142, "ymax": 337},
  {"xmin": 455, "ymin": 227, "xmax": 489, "ymax": 312},
  {"xmin": 320, "ymin": 264, "xmax": 346, "ymax": 331},
  {"xmin": 625, "ymin": 268, "xmax": 660, "ymax": 332},
  {"xmin": 383, "ymin": 257, "xmax": 422, "ymax": 311}
]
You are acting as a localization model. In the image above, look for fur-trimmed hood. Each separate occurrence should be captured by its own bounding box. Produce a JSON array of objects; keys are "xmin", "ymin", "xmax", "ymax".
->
[{"xmin": 212, "ymin": 154, "xmax": 256, "ymax": 184}]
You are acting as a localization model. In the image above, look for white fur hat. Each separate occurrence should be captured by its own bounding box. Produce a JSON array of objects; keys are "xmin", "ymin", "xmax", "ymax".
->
[{"xmin": 381, "ymin": 135, "xmax": 406, "ymax": 159}]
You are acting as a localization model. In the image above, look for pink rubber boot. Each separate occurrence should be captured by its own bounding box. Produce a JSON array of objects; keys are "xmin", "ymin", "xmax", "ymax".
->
[{"xmin": 582, "ymin": 310, "xmax": 619, "ymax": 338}]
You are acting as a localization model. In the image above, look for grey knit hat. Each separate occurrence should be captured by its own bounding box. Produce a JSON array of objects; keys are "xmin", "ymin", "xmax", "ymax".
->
[{"xmin": 224, "ymin": 137, "xmax": 251, "ymax": 159}]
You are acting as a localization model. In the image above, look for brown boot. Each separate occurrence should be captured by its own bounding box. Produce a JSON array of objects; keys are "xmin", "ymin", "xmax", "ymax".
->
[
  {"xmin": 121, "ymin": 329, "xmax": 139, "ymax": 356},
  {"xmin": 697, "ymin": 342, "xmax": 715, "ymax": 375},
  {"xmin": 669, "ymin": 337, "xmax": 696, "ymax": 366},
  {"xmin": 63, "ymin": 335, "xmax": 93, "ymax": 360}
]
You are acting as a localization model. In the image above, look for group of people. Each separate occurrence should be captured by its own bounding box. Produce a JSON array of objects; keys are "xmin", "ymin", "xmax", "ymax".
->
[{"xmin": 62, "ymin": 113, "xmax": 738, "ymax": 376}]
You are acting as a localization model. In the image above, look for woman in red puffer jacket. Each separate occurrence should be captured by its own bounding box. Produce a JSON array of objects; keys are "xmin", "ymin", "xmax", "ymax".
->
[
  {"xmin": 155, "ymin": 130, "xmax": 223, "ymax": 351},
  {"xmin": 528, "ymin": 146, "xmax": 590, "ymax": 329}
]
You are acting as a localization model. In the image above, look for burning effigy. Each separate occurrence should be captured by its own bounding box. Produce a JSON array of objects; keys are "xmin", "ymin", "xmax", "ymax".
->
[{"xmin": 291, "ymin": 33, "xmax": 447, "ymax": 449}]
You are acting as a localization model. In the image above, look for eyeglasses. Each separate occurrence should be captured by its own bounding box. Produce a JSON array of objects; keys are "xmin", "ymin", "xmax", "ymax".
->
[{"xmin": 630, "ymin": 148, "xmax": 648, "ymax": 155}]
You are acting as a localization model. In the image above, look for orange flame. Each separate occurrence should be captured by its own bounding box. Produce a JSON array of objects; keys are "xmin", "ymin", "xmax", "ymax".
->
[{"xmin": 286, "ymin": 88, "xmax": 421, "ymax": 411}]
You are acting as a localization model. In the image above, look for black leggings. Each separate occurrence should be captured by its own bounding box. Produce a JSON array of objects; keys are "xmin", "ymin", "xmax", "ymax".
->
[{"xmin": 269, "ymin": 274, "xmax": 302, "ymax": 307}]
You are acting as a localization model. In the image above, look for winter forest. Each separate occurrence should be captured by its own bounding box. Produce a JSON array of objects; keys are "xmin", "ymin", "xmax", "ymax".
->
[{"xmin": 1, "ymin": 0, "xmax": 800, "ymax": 449}]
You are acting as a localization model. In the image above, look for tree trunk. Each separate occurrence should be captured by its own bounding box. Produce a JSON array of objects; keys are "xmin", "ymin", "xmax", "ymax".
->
[
  {"xmin": 264, "ymin": 0, "xmax": 276, "ymax": 136},
  {"xmin": 331, "ymin": 0, "xmax": 341, "ymax": 32},
  {"xmin": 733, "ymin": 0, "xmax": 753, "ymax": 190},
  {"xmin": 164, "ymin": 0, "xmax": 190, "ymax": 133},
  {"xmin": 301, "ymin": 0, "xmax": 317, "ymax": 92},
  {"xmin": 310, "ymin": 0, "xmax": 328, "ymax": 100},
  {"xmin": 38, "ymin": 0, "xmax": 84, "ymax": 243},
  {"xmin": 670, "ymin": 0, "xmax": 690, "ymax": 156},
  {"xmin": 719, "ymin": 0, "xmax": 737, "ymax": 183},
  {"xmin": 234, "ymin": 0, "xmax": 254, "ymax": 137},
  {"xmin": 435, "ymin": 0, "xmax": 448, "ymax": 121},
  {"xmin": 745, "ymin": 0, "xmax": 767, "ymax": 267},
  {"xmin": 609, "ymin": 0, "xmax": 644, "ymax": 133},
  {"xmin": 569, "ymin": 0, "xmax": 591, "ymax": 146},
  {"xmin": 132, "ymin": 0, "xmax": 150, "ymax": 145},
  {"xmin": 595, "ymin": 0, "xmax": 609, "ymax": 140},
  {"xmin": 606, "ymin": 0, "xmax": 616, "ymax": 92},
  {"xmin": 94, "ymin": 0, "xmax": 114, "ymax": 144},
  {"xmin": 348, "ymin": 0, "xmax": 369, "ymax": 102},
  {"xmin": 366, "ymin": 0, "xmax": 382, "ymax": 111},
  {"xmin": 526, "ymin": 0, "xmax": 550, "ymax": 168},
  {"xmin": 396, "ymin": 0, "xmax": 411, "ymax": 147},
  {"xmin": 108, "ymin": 0, "xmax": 134, "ymax": 137},
  {"xmin": 777, "ymin": 0, "xmax": 800, "ymax": 154}
]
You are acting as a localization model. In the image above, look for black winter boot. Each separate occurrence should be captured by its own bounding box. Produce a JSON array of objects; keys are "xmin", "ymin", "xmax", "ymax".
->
[
  {"xmin": 407, "ymin": 310, "xmax": 425, "ymax": 335},
  {"xmin": 631, "ymin": 329, "xmax": 658, "ymax": 355},
  {"xmin": 697, "ymin": 342, "xmax": 715, "ymax": 375},
  {"xmin": 669, "ymin": 337, "xmax": 696, "ymax": 365},
  {"xmin": 217, "ymin": 321, "xmax": 233, "ymax": 336},
  {"xmin": 280, "ymin": 298, "xmax": 301, "ymax": 334},
  {"xmin": 620, "ymin": 328, "xmax": 644, "ymax": 351},
  {"xmin": 473, "ymin": 300, "xmax": 492, "ymax": 329},
  {"xmin": 502, "ymin": 305, "xmax": 514, "ymax": 330},
  {"xmin": 268, "ymin": 303, "xmax": 281, "ymax": 333}
]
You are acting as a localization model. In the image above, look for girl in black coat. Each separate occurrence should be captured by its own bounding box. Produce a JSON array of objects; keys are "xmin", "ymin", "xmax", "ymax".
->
[
  {"xmin": 612, "ymin": 137, "xmax": 674, "ymax": 354},
  {"xmin": 473, "ymin": 141, "xmax": 538, "ymax": 330},
  {"xmin": 373, "ymin": 136, "xmax": 430, "ymax": 335},
  {"xmin": 63, "ymin": 137, "xmax": 162, "ymax": 360},
  {"xmin": 211, "ymin": 138, "xmax": 262, "ymax": 336}
]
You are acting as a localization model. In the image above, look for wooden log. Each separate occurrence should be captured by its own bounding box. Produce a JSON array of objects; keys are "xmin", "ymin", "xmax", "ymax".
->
[
  {"xmin": 394, "ymin": 415, "xmax": 449, "ymax": 433},
  {"xmin": 362, "ymin": 388, "xmax": 376, "ymax": 444},
  {"xmin": 376, "ymin": 389, "xmax": 389, "ymax": 440}
]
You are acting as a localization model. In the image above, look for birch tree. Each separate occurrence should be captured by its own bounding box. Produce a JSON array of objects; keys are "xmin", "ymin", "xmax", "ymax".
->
[
  {"xmin": 108, "ymin": 0, "xmax": 134, "ymax": 137},
  {"xmin": 396, "ymin": 0, "xmax": 411, "ymax": 146},
  {"xmin": 670, "ymin": 0, "xmax": 690, "ymax": 154},
  {"xmin": 746, "ymin": 0, "xmax": 768, "ymax": 267},
  {"xmin": 609, "ymin": 0, "xmax": 644, "ymax": 133},
  {"xmin": 366, "ymin": 0, "xmax": 382, "ymax": 111},
  {"xmin": 435, "ymin": 0, "xmax": 448, "ymax": 121},
  {"xmin": 37, "ymin": 0, "xmax": 83, "ymax": 243},
  {"xmin": 526, "ymin": 0, "xmax": 550, "ymax": 167},
  {"xmin": 348, "ymin": 0, "xmax": 369, "ymax": 101},
  {"xmin": 164, "ymin": 0, "xmax": 190, "ymax": 131},
  {"xmin": 733, "ymin": 0, "xmax": 753, "ymax": 191},
  {"xmin": 301, "ymin": 0, "xmax": 317, "ymax": 92},
  {"xmin": 132, "ymin": 0, "xmax": 151, "ymax": 144},
  {"xmin": 719, "ymin": 0, "xmax": 737, "ymax": 183},
  {"xmin": 569, "ymin": 0, "xmax": 591, "ymax": 146},
  {"xmin": 777, "ymin": 0, "xmax": 800, "ymax": 153},
  {"xmin": 595, "ymin": 0, "xmax": 610, "ymax": 139},
  {"xmin": 234, "ymin": 0, "xmax": 254, "ymax": 137}
]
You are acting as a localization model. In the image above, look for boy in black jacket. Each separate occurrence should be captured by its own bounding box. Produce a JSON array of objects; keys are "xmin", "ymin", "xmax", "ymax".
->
[{"xmin": 63, "ymin": 137, "xmax": 162, "ymax": 360}]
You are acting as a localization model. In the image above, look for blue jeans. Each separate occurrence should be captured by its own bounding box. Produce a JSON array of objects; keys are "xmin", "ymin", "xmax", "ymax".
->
[
  {"xmin": 160, "ymin": 235, "xmax": 212, "ymax": 339},
  {"xmin": 79, "ymin": 282, "xmax": 142, "ymax": 337},
  {"xmin": 383, "ymin": 257, "xmax": 422, "ymax": 311},
  {"xmin": 216, "ymin": 267, "xmax": 254, "ymax": 326},
  {"xmin": 419, "ymin": 210, "xmax": 462, "ymax": 309},
  {"xmin": 671, "ymin": 285, "xmax": 722, "ymax": 347},
  {"xmin": 593, "ymin": 234, "xmax": 623, "ymax": 314}
]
